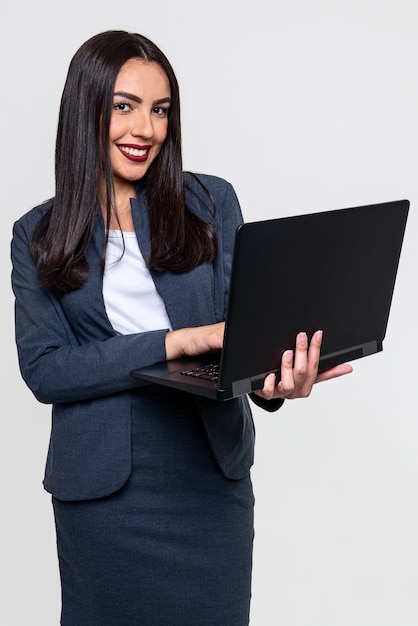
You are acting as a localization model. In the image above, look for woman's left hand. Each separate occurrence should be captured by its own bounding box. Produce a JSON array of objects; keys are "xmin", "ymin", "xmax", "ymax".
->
[{"xmin": 254, "ymin": 330, "xmax": 353, "ymax": 401}]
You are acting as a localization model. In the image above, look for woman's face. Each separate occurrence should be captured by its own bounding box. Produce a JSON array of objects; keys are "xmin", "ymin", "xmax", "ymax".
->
[{"xmin": 108, "ymin": 58, "xmax": 171, "ymax": 187}]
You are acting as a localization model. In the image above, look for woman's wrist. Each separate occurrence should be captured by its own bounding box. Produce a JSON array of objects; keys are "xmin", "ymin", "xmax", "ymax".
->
[{"xmin": 165, "ymin": 329, "xmax": 184, "ymax": 361}]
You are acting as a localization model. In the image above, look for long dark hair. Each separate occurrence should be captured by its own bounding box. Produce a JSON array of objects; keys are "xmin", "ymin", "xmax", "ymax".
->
[{"xmin": 31, "ymin": 30, "xmax": 217, "ymax": 295}]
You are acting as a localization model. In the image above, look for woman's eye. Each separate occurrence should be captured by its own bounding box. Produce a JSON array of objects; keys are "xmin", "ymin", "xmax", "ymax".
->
[
  {"xmin": 113, "ymin": 102, "xmax": 131, "ymax": 112},
  {"xmin": 153, "ymin": 106, "xmax": 169, "ymax": 117}
]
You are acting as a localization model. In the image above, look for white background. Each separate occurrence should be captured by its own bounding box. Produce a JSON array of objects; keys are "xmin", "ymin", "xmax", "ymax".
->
[{"xmin": 1, "ymin": 1, "xmax": 417, "ymax": 624}]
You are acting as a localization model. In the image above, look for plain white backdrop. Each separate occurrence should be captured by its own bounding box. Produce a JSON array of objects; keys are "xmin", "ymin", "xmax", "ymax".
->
[{"xmin": 1, "ymin": 1, "xmax": 417, "ymax": 624}]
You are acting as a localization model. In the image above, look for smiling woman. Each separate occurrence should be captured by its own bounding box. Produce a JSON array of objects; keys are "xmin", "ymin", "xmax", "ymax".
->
[
  {"xmin": 108, "ymin": 59, "xmax": 171, "ymax": 204},
  {"xmin": 29, "ymin": 31, "xmax": 219, "ymax": 294},
  {"xmin": 10, "ymin": 29, "xmax": 351, "ymax": 626}
]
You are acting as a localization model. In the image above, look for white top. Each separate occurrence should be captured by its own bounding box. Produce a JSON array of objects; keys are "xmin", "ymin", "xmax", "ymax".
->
[{"xmin": 102, "ymin": 230, "xmax": 173, "ymax": 335}]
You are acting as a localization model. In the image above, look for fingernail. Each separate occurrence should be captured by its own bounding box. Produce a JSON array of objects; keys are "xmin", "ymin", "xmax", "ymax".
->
[
  {"xmin": 285, "ymin": 350, "xmax": 293, "ymax": 363},
  {"xmin": 298, "ymin": 331, "xmax": 307, "ymax": 345}
]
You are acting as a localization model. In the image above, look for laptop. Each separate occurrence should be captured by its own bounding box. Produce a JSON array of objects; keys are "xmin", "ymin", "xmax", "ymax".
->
[{"xmin": 131, "ymin": 199, "xmax": 409, "ymax": 401}]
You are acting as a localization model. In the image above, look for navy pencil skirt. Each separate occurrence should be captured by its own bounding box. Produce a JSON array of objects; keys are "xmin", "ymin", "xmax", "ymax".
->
[{"xmin": 52, "ymin": 388, "xmax": 254, "ymax": 625}]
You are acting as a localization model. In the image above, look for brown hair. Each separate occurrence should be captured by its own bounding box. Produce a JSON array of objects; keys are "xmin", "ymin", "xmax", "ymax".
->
[{"xmin": 31, "ymin": 30, "xmax": 217, "ymax": 295}]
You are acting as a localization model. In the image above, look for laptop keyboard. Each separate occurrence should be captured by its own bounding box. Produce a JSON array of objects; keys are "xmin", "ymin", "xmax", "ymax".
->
[{"xmin": 181, "ymin": 363, "xmax": 219, "ymax": 382}]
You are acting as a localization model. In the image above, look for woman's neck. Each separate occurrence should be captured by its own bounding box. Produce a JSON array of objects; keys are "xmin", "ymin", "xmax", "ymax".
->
[{"xmin": 100, "ymin": 180, "xmax": 137, "ymax": 232}]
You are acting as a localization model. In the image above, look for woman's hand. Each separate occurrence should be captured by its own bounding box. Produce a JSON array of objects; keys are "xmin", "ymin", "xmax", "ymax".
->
[
  {"xmin": 165, "ymin": 322, "xmax": 225, "ymax": 360},
  {"xmin": 254, "ymin": 330, "xmax": 353, "ymax": 401}
]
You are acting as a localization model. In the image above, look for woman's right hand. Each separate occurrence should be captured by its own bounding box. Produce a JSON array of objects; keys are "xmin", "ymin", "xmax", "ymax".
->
[{"xmin": 165, "ymin": 322, "xmax": 225, "ymax": 360}]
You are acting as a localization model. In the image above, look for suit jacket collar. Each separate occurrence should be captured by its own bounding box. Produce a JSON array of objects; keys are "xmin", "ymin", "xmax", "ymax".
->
[{"xmin": 87, "ymin": 193, "xmax": 217, "ymax": 333}]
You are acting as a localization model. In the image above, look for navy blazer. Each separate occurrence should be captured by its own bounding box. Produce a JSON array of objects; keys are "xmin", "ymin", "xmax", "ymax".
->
[{"xmin": 11, "ymin": 173, "xmax": 282, "ymax": 501}]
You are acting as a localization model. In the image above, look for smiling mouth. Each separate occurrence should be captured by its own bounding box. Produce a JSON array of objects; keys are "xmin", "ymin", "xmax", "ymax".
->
[
  {"xmin": 118, "ymin": 145, "xmax": 151, "ymax": 162},
  {"xmin": 120, "ymin": 145, "xmax": 148, "ymax": 157}
]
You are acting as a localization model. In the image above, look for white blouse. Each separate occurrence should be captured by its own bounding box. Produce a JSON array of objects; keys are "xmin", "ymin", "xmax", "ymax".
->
[{"xmin": 102, "ymin": 230, "xmax": 173, "ymax": 335}]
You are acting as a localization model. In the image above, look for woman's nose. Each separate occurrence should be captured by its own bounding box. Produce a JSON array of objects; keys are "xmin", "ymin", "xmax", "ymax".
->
[{"xmin": 131, "ymin": 111, "xmax": 153, "ymax": 139}]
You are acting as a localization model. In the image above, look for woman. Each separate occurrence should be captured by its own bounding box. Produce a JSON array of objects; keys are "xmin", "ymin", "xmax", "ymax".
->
[{"xmin": 11, "ymin": 30, "xmax": 352, "ymax": 625}]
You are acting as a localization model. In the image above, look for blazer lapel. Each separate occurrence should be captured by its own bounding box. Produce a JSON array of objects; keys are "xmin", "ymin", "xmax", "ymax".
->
[{"xmin": 131, "ymin": 195, "xmax": 218, "ymax": 330}]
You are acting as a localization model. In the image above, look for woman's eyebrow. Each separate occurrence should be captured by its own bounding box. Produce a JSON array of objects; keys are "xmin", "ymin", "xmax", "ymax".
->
[
  {"xmin": 153, "ymin": 97, "xmax": 172, "ymax": 106},
  {"xmin": 114, "ymin": 91, "xmax": 171, "ymax": 106}
]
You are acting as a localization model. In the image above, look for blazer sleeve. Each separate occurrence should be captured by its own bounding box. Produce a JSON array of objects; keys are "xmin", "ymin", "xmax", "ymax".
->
[
  {"xmin": 11, "ymin": 216, "xmax": 168, "ymax": 405},
  {"xmin": 249, "ymin": 393, "xmax": 284, "ymax": 412}
]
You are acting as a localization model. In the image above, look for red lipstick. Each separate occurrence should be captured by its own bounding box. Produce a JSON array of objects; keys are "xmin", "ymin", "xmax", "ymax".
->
[{"xmin": 117, "ymin": 144, "xmax": 151, "ymax": 163}]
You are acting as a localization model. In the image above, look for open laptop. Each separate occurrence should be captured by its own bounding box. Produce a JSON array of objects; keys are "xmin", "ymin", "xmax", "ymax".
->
[{"xmin": 131, "ymin": 199, "xmax": 409, "ymax": 400}]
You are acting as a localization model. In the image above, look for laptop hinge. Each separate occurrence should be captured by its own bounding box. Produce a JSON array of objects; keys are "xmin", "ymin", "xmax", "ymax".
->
[
  {"xmin": 319, "ymin": 340, "xmax": 382, "ymax": 371},
  {"xmin": 231, "ymin": 378, "xmax": 253, "ymax": 397},
  {"xmin": 362, "ymin": 340, "xmax": 380, "ymax": 356}
]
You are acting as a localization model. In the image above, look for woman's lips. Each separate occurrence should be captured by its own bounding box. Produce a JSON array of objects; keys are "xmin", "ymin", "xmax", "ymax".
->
[{"xmin": 118, "ymin": 144, "xmax": 151, "ymax": 162}]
